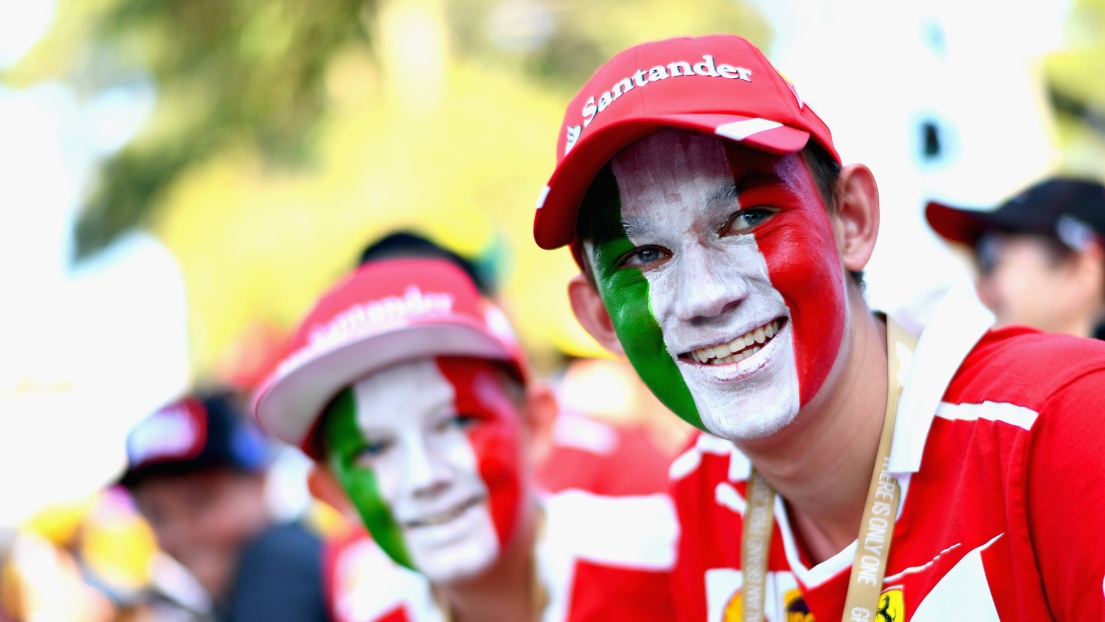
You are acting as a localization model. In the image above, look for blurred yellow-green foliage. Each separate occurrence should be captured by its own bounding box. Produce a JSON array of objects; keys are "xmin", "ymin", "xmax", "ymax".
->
[
  {"xmin": 7, "ymin": 0, "xmax": 771, "ymax": 378},
  {"xmin": 12, "ymin": 0, "xmax": 1105, "ymax": 381},
  {"xmin": 1046, "ymin": 0, "xmax": 1105, "ymax": 172}
]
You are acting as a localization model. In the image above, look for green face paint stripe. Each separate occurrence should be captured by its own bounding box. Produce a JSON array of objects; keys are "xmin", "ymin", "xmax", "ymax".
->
[
  {"xmin": 322, "ymin": 388, "xmax": 415, "ymax": 570},
  {"xmin": 587, "ymin": 193, "xmax": 705, "ymax": 431}
]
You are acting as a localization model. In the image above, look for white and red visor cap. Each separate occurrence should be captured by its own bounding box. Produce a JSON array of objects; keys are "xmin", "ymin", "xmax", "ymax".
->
[
  {"xmin": 533, "ymin": 33, "xmax": 841, "ymax": 251},
  {"xmin": 251, "ymin": 258, "xmax": 528, "ymax": 459}
]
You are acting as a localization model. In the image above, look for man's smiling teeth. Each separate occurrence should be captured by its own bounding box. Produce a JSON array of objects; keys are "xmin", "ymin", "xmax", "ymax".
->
[
  {"xmin": 688, "ymin": 319, "xmax": 782, "ymax": 365},
  {"xmin": 406, "ymin": 497, "xmax": 482, "ymax": 528}
]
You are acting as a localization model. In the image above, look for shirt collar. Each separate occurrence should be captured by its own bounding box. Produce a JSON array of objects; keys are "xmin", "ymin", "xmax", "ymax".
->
[{"xmin": 887, "ymin": 278, "xmax": 995, "ymax": 474}]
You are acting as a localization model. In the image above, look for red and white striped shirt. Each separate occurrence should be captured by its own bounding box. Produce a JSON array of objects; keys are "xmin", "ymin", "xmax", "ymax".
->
[
  {"xmin": 325, "ymin": 490, "xmax": 678, "ymax": 622},
  {"xmin": 670, "ymin": 282, "xmax": 1105, "ymax": 621}
]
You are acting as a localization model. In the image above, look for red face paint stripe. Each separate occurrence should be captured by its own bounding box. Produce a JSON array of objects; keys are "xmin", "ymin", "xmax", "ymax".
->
[
  {"xmin": 435, "ymin": 357, "xmax": 525, "ymax": 550},
  {"xmin": 725, "ymin": 145, "xmax": 846, "ymax": 406}
]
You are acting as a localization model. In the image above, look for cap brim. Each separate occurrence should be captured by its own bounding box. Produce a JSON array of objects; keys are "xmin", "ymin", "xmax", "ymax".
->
[
  {"xmin": 534, "ymin": 113, "xmax": 812, "ymax": 250},
  {"xmin": 253, "ymin": 321, "xmax": 515, "ymax": 457},
  {"xmin": 924, "ymin": 201, "xmax": 1002, "ymax": 247}
]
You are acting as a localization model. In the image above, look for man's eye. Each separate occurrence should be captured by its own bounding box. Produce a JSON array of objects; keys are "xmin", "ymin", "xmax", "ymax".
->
[
  {"xmin": 620, "ymin": 247, "xmax": 669, "ymax": 268},
  {"xmin": 724, "ymin": 208, "xmax": 775, "ymax": 234}
]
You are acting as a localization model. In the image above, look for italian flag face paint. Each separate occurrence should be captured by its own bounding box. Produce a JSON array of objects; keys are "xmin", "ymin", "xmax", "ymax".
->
[
  {"xmin": 584, "ymin": 188, "xmax": 704, "ymax": 430},
  {"xmin": 323, "ymin": 357, "xmax": 526, "ymax": 582},
  {"xmin": 583, "ymin": 129, "xmax": 846, "ymax": 441}
]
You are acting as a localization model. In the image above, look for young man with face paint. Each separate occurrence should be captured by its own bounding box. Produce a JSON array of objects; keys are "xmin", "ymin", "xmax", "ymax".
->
[
  {"xmin": 251, "ymin": 258, "xmax": 678, "ymax": 622},
  {"xmin": 534, "ymin": 34, "xmax": 1105, "ymax": 622}
]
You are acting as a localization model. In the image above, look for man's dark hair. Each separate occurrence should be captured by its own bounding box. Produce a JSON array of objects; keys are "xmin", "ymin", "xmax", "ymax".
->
[
  {"xmin": 575, "ymin": 140, "xmax": 864, "ymax": 290},
  {"xmin": 800, "ymin": 141, "xmax": 865, "ymax": 290}
]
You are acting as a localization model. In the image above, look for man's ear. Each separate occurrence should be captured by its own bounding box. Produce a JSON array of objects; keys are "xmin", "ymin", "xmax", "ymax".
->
[
  {"xmin": 833, "ymin": 163, "xmax": 880, "ymax": 273},
  {"xmin": 307, "ymin": 464, "xmax": 361, "ymax": 526},
  {"xmin": 1066, "ymin": 243, "xmax": 1105, "ymax": 308},
  {"xmin": 568, "ymin": 273, "xmax": 625, "ymax": 356},
  {"xmin": 519, "ymin": 381, "xmax": 558, "ymax": 470}
]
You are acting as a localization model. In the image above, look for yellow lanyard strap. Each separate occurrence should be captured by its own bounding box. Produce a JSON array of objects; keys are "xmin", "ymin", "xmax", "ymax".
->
[{"xmin": 740, "ymin": 317, "xmax": 917, "ymax": 622}]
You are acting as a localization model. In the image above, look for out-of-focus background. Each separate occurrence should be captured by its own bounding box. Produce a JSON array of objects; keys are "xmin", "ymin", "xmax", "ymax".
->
[{"xmin": 1, "ymin": 0, "xmax": 1103, "ymax": 617}]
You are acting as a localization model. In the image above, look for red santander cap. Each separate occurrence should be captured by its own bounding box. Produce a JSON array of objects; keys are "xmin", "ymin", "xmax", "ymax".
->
[
  {"xmin": 533, "ymin": 34, "xmax": 840, "ymax": 250},
  {"xmin": 251, "ymin": 258, "xmax": 528, "ymax": 459}
]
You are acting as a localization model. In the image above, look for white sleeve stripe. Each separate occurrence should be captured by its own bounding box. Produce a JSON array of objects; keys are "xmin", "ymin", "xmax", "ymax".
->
[
  {"xmin": 714, "ymin": 482, "xmax": 746, "ymax": 515},
  {"xmin": 669, "ymin": 446, "xmax": 701, "ymax": 481},
  {"xmin": 669, "ymin": 434, "xmax": 738, "ymax": 481},
  {"xmin": 935, "ymin": 401, "xmax": 1039, "ymax": 430},
  {"xmin": 696, "ymin": 433, "xmax": 735, "ymax": 454}
]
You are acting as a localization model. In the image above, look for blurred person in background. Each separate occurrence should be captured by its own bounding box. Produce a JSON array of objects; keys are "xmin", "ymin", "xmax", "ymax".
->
[
  {"xmin": 359, "ymin": 231, "xmax": 683, "ymax": 497},
  {"xmin": 0, "ymin": 515, "xmax": 117, "ymax": 622},
  {"xmin": 119, "ymin": 392, "xmax": 330, "ymax": 621},
  {"xmin": 534, "ymin": 34, "xmax": 1105, "ymax": 621},
  {"xmin": 0, "ymin": 489, "xmax": 198, "ymax": 622},
  {"xmin": 538, "ymin": 356, "xmax": 688, "ymax": 496},
  {"xmin": 927, "ymin": 177, "xmax": 1105, "ymax": 338},
  {"xmin": 252, "ymin": 257, "xmax": 678, "ymax": 622},
  {"xmin": 358, "ymin": 232, "xmax": 497, "ymax": 297}
]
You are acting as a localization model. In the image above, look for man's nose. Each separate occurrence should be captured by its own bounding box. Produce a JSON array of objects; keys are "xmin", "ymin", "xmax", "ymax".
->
[
  {"xmin": 673, "ymin": 246, "xmax": 750, "ymax": 321},
  {"xmin": 403, "ymin": 437, "xmax": 453, "ymax": 497}
]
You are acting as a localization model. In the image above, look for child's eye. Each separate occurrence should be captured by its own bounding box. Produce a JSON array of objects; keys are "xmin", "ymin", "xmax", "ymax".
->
[
  {"xmin": 353, "ymin": 439, "xmax": 392, "ymax": 466},
  {"xmin": 439, "ymin": 414, "xmax": 479, "ymax": 433},
  {"xmin": 724, "ymin": 207, "xmax": 776, "ymax": 234},
  {"xmin": 433, "ymin": 415, "xmax": 481, "ymax": 435}
]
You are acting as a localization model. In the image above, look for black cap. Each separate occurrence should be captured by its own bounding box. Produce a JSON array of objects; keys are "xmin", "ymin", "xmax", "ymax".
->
[
  {"xmin": 926, "ymin": 177, "xmax": 1105, "ymax": 251},
  {"xmin": 119, "ymin": 392, "xmax": 270, "ymax": 489}
]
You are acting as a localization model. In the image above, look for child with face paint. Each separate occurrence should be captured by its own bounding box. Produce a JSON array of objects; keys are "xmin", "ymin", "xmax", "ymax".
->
[
  {"xmin": 533, "ymin": 34, "xmax": 1105, "ymax": 622},
  {"xmin": 251, "ymin": 258, "xmax": 678, "ymax": 622},
  {"xmin": 120, "ymin": 392, "xmax": 330, "ymax": 622}
]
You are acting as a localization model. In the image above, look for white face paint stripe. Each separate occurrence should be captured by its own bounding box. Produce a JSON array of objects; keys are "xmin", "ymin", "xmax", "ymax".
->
[
  {"xmin": 351, "ymin": 360, "xmax": 459, "ymax": 501},
  {"xmin": 350, "ymin": 359, "xmax": 500, "ymax": 583},
  {"xmin": 714, "ymin": 118, "xmax": 782, "ymax": 141}
]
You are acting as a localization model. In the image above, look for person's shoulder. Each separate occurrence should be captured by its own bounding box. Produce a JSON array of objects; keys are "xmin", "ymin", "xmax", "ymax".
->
[
  {"xmin": 224, "ymin": 523, "xmax": 328, "ymax": 621},
  {"xmin": 542, "ymin": 489, "xmax": 676, "ymax": 571},
  {"xmin": 541, "ymin": 491, "xmax": 679, "ymax": 622},
  {"xmin": 244, "ymin": 522, "xmax": 323, "ymax": 560},
  {"xmin": 326, "ymin": 531, "xmax": 436, "ymax": 622},
  {"xmin": 945, "ymin": 326, "xmax": 1105, "ymax": 411}
]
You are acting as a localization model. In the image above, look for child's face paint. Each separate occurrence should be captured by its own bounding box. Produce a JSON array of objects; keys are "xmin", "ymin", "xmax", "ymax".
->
[
  {"xmin": 323, "ymin": 357, "xmax": 526, "ymax": 583},
  {"xmin": 582, "ymin": 129, "xmax": 846, "ymax": 441}
]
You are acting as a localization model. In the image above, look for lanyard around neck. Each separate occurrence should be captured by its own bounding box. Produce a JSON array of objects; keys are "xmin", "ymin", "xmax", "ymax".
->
[{"xmin": 740, "ymin": 317, "xmax": 917, "ymax": 622}]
